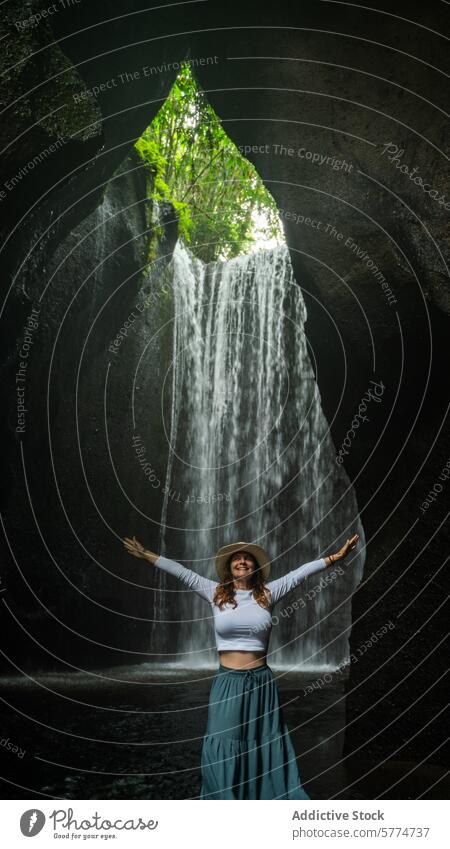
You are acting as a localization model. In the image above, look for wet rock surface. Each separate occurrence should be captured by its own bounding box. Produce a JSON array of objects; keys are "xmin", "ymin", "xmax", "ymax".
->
[{"xmin": 1, "ymin": 668, "xmax": 447, "ymax": 800}]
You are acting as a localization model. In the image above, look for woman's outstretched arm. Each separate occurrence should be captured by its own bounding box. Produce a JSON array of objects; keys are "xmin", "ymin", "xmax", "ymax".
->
[
  {"xmin": 123, "ymin": 536, "xmax": 217, "ymax": 603},
  {"xmin": 266, "ymin": 534, "xmax": 359, "ymax": 606}
]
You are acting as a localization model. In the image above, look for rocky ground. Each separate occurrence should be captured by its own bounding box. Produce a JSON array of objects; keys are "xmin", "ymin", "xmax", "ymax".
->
[{"xmin": 1, "ymin": 666, "xmax": 446, "ymax": 800}]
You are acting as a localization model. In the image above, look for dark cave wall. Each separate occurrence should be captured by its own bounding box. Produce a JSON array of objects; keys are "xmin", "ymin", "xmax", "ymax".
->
[
  {"xmin": 1, "ymin": 147, "xmax": 178, "ymax": 668},
  {"xmin": 0, "ymin": 0, "xmax": 448, "ymax": 774}
]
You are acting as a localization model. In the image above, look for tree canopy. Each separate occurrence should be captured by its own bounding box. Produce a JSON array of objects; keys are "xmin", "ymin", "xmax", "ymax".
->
[{"xmin": 135, "ymin": 64, "xmax": 283, "ymax": 263}]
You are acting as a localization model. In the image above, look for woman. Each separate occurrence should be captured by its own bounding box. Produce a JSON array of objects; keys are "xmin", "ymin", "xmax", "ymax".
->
[{"xmin": 123, "ymin": 533, "xmax": 359, "ymax": 799}]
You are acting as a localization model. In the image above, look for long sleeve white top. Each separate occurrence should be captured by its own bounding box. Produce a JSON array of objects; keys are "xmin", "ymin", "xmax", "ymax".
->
[{"xmin": 154, "ymin": 554, "xmax": 328, "ymax": 652}]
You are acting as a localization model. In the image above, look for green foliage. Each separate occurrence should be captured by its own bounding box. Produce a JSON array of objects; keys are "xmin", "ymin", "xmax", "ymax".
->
[{"xmin": 135, "ymin": 64, "xmax": 282, "ymax": 262}]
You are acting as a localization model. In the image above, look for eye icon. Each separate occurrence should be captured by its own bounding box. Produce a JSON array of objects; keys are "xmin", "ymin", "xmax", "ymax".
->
[{"xmin": 20, "ymin": 809, "xmax": 46, "ymax": 837}]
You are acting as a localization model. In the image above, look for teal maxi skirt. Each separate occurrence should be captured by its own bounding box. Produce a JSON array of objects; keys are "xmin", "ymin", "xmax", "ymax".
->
[{"xmin": 199, "ymin": 664, "xmax": 310, "ymax": 800}]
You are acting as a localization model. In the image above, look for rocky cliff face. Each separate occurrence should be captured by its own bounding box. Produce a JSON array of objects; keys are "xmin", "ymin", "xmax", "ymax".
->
[
  {"xmin": 1, "ymin": 143, "xmax": 178, "ymax": 667},
  {"xmin": 1, "ymin": 0, "xmax": 448, "ymax": 780}
]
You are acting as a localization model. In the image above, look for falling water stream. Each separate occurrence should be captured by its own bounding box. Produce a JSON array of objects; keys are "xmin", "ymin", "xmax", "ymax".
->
[{"xmin": 157, "ymin": 240, "xmax": 364, "ymax": 669}]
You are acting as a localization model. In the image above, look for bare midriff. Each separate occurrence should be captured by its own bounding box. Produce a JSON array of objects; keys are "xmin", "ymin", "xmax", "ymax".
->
[{"xmin": 218, "ymin": 650, "xmax": 267, "ymax": 670}]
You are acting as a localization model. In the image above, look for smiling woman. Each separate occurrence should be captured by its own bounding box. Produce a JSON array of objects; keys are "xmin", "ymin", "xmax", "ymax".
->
[{"xmin": 123, "ymin": 533, "xmax": 359, "ymax": 799}]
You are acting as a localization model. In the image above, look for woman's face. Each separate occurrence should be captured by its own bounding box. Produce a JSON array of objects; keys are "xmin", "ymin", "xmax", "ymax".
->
[{"xmin": 229, "ymin": 550, "xmax": 257, "ymax": 580}]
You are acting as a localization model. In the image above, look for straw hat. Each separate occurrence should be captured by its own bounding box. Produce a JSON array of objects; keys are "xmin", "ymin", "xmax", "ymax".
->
[{"xmin": 215, "ymin": 541, "xmax": 271, "ymax": 582}]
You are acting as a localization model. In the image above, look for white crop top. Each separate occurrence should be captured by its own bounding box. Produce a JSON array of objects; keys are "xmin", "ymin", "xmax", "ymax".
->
[{"xmin": 154, "ymin": 554, "xmax": 327, "ymax": 652}]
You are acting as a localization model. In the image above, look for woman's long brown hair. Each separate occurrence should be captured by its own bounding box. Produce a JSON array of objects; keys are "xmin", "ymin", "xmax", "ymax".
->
[{"xmin": 213, "ymin": 553, "xmax": 271, "ymax": 610}]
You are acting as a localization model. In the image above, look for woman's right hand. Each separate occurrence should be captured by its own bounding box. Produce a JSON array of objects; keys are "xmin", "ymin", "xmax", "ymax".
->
[{"xmin": 123, "ymin": 536, "xmax": 152, "ymax": 561}]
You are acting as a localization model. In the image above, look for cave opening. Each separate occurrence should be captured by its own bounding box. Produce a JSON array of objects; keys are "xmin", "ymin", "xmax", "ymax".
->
[{"xmin": 134, "ymin": 63, "xmax": 285, "ymax": 263}]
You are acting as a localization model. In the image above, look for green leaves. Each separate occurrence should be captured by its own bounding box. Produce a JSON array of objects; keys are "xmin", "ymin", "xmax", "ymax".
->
[{"xmin": 135, "ymin": 64, "xmax": 282, "ymax": 262}]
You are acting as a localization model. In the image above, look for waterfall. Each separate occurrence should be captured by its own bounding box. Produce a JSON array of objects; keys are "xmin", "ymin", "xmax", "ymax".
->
[{"xmin": 158, "ymin": 240, "xmax": 365, "ymax": 669}]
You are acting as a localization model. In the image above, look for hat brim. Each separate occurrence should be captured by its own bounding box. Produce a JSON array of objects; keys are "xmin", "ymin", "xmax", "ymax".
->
[{"xmin": 215, "ymin": 541, "xmax": 271, "ymax": 582}]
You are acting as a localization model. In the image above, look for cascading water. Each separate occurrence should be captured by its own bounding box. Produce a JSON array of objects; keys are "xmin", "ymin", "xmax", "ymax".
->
[{"xmin": 157, "ymin": 240, "xmax": 365, "ymax": 669}]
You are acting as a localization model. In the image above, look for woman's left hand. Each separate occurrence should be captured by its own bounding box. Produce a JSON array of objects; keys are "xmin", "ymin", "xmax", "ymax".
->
[{"xmin": 330, "ymin": 533, "xmax": 359, "ymax": 563}]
